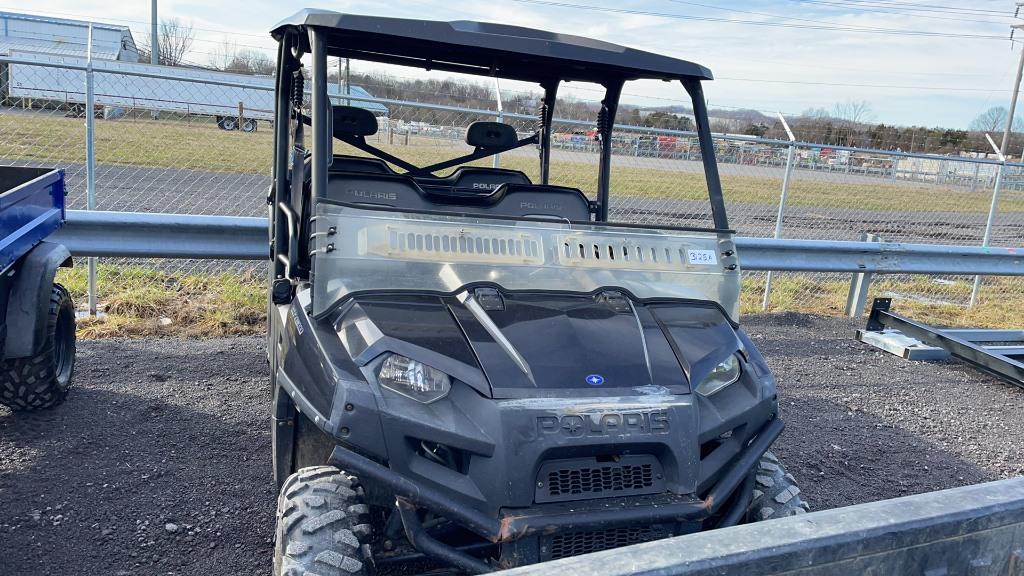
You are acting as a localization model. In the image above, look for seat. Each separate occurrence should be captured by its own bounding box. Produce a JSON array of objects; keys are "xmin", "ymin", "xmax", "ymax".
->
[
  {"xmin": 483, "ymin": 183, "xmax": 592, "ymax": 220},
  {"xmin": 326, "ymin": 172, "xmax": 433, "ymax": 210},
  {"xmin": 417, "ymin": 166, "xmax": 531, "ymax": 193},
  {"xmin": 329, "ymin": 156, "xmax": 393, "ymax": 174},
  {"xmin": 326, "ymin": 172, "xmax": 591, "ymax": 221}
]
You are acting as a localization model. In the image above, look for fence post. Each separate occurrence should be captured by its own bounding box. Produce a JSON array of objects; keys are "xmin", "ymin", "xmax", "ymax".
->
[
  {"xmin": 971, "ymin": 136, "xmax": 1006, "ymax": 307},
  {"xmin": 762, "ymin": 113, "xmax": 796, "ymax": 311},
  {"xmin": 237, "ymin": 101, "xmax": 244, "ymax": 131},
  {"xmin": 845, "ymin": 233, "xmax": 880, "ymax": 317},
  {"xmin": 85, "ymin": 24, "xmax": 98, "ymax": 317}
]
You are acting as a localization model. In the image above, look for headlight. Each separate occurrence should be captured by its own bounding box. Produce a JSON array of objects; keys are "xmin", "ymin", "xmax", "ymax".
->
[
  {"xmin": 695, "ymin": 354, "xmax": 742, "ymax": 396},
  {"xmin": 377, "ymin": 354, "xmax": 451, "ymax": 403}
]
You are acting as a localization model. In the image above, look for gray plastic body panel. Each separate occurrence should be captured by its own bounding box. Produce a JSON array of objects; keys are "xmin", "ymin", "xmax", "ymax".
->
[{"xmin": 494, "ymin": 477, "xmax": 1024, "ymax": 576}]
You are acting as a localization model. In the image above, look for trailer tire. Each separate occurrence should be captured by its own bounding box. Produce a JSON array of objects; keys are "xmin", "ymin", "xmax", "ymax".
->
[
  {"xmin": 242, "ymin": 118, "xmax": 258, "ymax": 133},
  {"xmin": 221, "ymin": 117, "xmax": 238, "ymax": 131},
  {"xmin": 274, "ymin": 466, "xmax": 373, "ymax": 576},
  {"xmin": 747, "ymin": 451, "xmax": 810, "ymax": 522},
  {"xmin": 0, "ymin": 283, "xmax": 75, "ymax": 411}
]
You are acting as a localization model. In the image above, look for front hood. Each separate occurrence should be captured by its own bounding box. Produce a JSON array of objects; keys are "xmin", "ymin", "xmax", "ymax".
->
[{"xmin": 333, "ymin": 289, "xmax": 742, "ymax": 399}]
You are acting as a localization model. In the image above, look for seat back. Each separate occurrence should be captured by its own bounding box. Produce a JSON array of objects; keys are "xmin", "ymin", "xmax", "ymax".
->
[
  {"xmin": 326, "ymin": 171, "xmax": 591, "ymax": 221},
  {"xmin": 329, "ymin": 156, "xmax": 393, "ymax": 174},
  {"xmin": 486, "ymin": 183, "xmax": 592, "ymax": 220},
  {"xmin": 416, "ymin": 166, "xmax": 531, "ymax": 193}
]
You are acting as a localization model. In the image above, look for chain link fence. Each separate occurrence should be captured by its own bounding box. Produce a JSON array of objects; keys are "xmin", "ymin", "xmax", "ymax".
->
[{"xmin": 2, "ymin": 55, "xmax": 1022, "ymax": 331}]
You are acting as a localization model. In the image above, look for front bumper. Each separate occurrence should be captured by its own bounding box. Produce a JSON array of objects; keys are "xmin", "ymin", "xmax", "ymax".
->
[{"xmin": 328, "ymin": 416, "xmax": 783, "ymax": 543}]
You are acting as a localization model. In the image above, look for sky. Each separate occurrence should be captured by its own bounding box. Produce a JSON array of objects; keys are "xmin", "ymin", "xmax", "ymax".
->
[{"xmin": 10, "ymin": 0, "xmax": 1024, "ymax": 129}]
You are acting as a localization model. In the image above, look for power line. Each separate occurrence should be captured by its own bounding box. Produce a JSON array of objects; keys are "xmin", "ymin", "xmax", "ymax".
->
[
  {"xmin": 508, "ymin": 0, "xmax": 1011, "ymax": 40},
  {"xmin": 827, "ymin": 0, "xmax": 1011, "ymax": 15},
  {"xmin": 787, "ymin": 0, "xmax": 1015, "ymax": 21},
  {"xmin": 714, "ymin": 76, "xmax": 1012, "ymax": 92},
  {"xmin": 667, "ymin": 0, "xmax": 1014, "ymax": 26}
]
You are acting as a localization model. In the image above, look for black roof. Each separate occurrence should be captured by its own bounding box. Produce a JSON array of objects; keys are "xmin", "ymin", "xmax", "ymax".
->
[{"xmin": 271, "ymin": 10, "xmax": 712, "ymax": 84}]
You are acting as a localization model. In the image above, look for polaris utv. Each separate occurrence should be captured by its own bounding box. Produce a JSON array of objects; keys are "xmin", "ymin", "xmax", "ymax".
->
[{"xmin": 267, "ymin": 10, "xmax": 807, "ymax": 575}]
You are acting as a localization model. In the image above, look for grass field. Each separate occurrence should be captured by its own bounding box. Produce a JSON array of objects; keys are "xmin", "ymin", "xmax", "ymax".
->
[
  {"xmin": 4, "ymin": 112, "xmax": 1024, "ymax": 215},
  {"xmin": 56, "ymin": 264, "xmax": 1024, "ymax": 337}
]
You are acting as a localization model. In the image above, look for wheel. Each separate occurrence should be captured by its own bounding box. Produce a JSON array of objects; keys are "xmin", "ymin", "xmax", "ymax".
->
[
  {"xmin": 221, "ymin": 117, "xmax": 238, "ymax": 131},
  {"xmin": 746, "ymin": 451, "xmax": 810, "ymax": 521},
  {"xmin": 242, "ymin": 118, "xmax": 258, "ymax": 132},
  {"xmin": 274, "ymin": 466, "xmax": 373, "ymax": 576},
  {"xmin": 0, "ymin": 283, "xmax": 76, "ymax": 411}
]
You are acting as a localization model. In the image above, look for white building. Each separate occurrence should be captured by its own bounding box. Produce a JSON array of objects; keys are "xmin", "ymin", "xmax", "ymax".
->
[{"xmin": 0, "ymin": 11, "xmax": 138, "ymax": 61}]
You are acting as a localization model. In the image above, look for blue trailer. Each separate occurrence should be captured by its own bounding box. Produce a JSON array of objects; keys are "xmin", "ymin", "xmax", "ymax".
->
[{"xmin": 0, "ymin": 166, "xmax": 75, "ymax": 411}]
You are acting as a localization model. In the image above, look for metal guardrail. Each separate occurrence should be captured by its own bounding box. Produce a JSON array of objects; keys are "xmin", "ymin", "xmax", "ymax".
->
[
  {"xmin": 51, "ymin": 211, "xmax": 1024, "ymax": 277},
  {"xmin": 51, "ymin": 211, "xmax": 266, "ymax": 260},
  {"xmin": 737, "ymin": 236, "xmax": 1024, "ymax": 275},
  {"xmin": 494, "ymin": 476, "xmax": 1024, "ymax": 576}
]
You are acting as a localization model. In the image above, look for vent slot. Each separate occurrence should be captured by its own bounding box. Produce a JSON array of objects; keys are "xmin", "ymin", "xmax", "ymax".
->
[
  {"xmin": 360, "ymin": 223, "xmax": 544, "ymax": 264},
  {"xmin": 545, "ymin": 525, "xmax": 672, "ymax": 560},
  {"xmin": 536, "ymin": 455, "xmax": 664, "ymax": 503},
  {"xmin": 555, "ymin": 233, "xmax": 714, "ymax": 271}
]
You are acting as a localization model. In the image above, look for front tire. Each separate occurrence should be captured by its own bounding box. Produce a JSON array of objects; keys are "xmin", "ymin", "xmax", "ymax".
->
[
  {"xmin": 0, "ymin": 283, "xmax": 76, "ymax": 411},
  {"xmin": 274, "ymin": 466, "xmax": 373, "ymax": 576},
  {"xmin": 747, "ymin": 451, "xmax": 809, "ymax": 521}
]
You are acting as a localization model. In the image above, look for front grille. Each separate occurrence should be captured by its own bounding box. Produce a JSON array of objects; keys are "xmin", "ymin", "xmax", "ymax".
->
[
  {"xmin": 548, "ymin": 463, "xmax": 653, "ymax": 496},
  {"xmin": 546, "ymin": 526, "xmax": 671, "ymax": 560},
  {"xmin": 535, "ymin": 455, "xmax": 664, "ymax": 503}
]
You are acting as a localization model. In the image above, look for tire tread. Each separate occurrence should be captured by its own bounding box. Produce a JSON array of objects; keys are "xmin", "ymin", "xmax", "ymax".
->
[
  {"xmin": 0, "ymin": 284, "xmax": 75, "ymax": 411},
  {"xmin": 274, "ymin": 466, "xmax": 371, "ymax": 576},
  {"xmin": 747, "ymin": 451, "xmax": 810, "ymax": 522}
]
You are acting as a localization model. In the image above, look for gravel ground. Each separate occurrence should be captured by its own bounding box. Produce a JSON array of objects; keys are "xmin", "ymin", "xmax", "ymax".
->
[{"xmin": 1, "ymin": 313, "xmax": 1022, "ymax": 575}]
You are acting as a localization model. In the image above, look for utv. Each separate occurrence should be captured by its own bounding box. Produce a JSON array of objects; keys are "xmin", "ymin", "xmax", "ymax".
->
[
  {"xmin": 267, "ymin": 10, "xmax": 807, "ymax": 575},
  {"xmin": 0, "ymin": 167, "xmax": 75, "ymax": 412}
]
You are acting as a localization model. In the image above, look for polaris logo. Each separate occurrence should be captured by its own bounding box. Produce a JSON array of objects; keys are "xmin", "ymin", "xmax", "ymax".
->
[
  {"xmin": 349, "ymin": 189, "xmax": 397, "ymax": 200},
  {"xmin": 536, "ymin": 411, "xmax": 669, "ymax": 438},
  {"xmin": 471, "ymin": 183, "xmax": 501, "ymax": 190},
  {"xmin": 519, "ymin": 201, "xmax": 563, "ymax": 210}
]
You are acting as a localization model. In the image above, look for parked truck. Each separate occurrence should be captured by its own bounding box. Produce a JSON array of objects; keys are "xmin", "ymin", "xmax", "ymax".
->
[{"xmin": 0, "ymin": 166, "xmax": 75, "ymax": 411}]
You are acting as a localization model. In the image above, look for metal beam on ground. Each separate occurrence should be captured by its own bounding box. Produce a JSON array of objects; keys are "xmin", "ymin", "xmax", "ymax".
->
[
  {"xmin": 864, "ymin": 298, "xmax": 1024, "ymax": 388},
  {"xmin": 856, "ymin": 329, "xmax": 1024, "ymax": 361}
]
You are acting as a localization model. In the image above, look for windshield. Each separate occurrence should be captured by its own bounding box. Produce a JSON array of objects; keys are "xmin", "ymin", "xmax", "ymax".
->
[{"xmin": 311, "ymin": 203, "xmax": 740, "ymax": 319}]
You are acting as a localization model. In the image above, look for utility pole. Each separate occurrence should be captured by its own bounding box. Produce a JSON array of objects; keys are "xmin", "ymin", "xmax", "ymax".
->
[
  {"xmin": 999, "ymin": 24, "xmax": 1024, "ymax": 156},
  {"xmin": 971, "ymin": 19, "xmax": 1024, "ymax": 306},
  {"xmin": 150, "ymin": 0, "xmax": 159, "ymax": 65}
]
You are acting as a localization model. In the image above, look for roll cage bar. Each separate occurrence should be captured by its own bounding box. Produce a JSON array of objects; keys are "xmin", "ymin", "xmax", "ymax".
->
[{"xmin": 269, "ymin": 11, "xmax": 728, "ymax": 286}]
